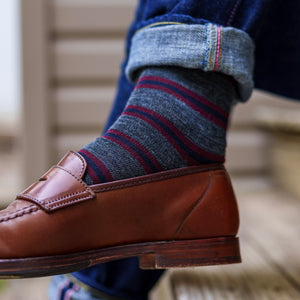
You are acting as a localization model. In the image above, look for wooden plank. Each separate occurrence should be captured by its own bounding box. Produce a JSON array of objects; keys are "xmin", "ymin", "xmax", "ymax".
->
[
  {"xmin": 252, "ymin": 89, "xmax": 300, "ymax": 109},
  {"xmin": 52, "ymin": 0, "xmax": 135, "ymax": 34},
  {"xmin": 152, "ymin": 186, "xmax": 300, "ymax": 299},
  {"xmin": 53, "ymin": 39, "xmax": 124, "ymax": 81},
  {"xmin": 21, "ymin": 0, "xmax": 52, "ymax": 186},
  {"xmin": 240, "ymin": 188, "xmax": 300, "ymax": 288},
  {"xmin": 53, "ymin": 86, "xmax": 115, "ymax": 128},
  {"xmin": 254, "ymin": 106, "xmax": 300, "ymax": 132},
  {"xmin": 170, "ymin": 238, "xmax": 300, "ymax": 299},
  {"xmin": 225, "ymin": 130, "xmax": 270, "ymax": 173},
  {"xmin": 0, "ymin": 152, "xmax": 22, "ymax": 209},
  {"xmin": 54, "ymin": 132, "xmax": 101, "ymax": 162},
  {"xmin": 230, "ymin": 89, "xmax": 300, "ymax": 128},
  {"xmin": 0, "ymin": 277, "xmax": 50, "ymax": 300},
  {"xmin": 270, "ymin": 133, "xmax": 300, "ymax": 199},
  {"xmin": 230, "ymin": 94, "xmax": 262, "ymax": 127},
  {"xmin": 150, "ymin": 271, "xmax": 175, "ymax": 300}
]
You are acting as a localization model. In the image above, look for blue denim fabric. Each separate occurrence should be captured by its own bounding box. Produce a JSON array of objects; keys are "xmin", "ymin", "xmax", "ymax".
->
[
  {"xmin": 130, "ymin": 0, "xmax": 300, "ymax": 99},
  {"xmin": 51, "ymin": 1, "xmax": 300, "ymax": 300},
  {"xmin": 49, "ymin": 275, "xmax": 123, "ymax": 300},
  {"xmin": 126, "ymin": 24, "xmax": 254, "ymax": 101}
]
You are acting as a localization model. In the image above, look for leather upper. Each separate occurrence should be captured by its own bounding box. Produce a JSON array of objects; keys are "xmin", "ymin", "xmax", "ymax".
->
[
  {"xmin": 16, "ymin": 151, "xmax": 95, "ymax": 212},
  {"xmin": 0, "ymin": 151, "xmax": 239, "ymax": 259}
]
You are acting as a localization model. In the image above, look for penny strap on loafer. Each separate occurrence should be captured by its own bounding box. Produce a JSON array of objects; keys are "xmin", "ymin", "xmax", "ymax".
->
[{"xmin": 16, "ymin": 151, "xmax": 95, "ymax": 212}]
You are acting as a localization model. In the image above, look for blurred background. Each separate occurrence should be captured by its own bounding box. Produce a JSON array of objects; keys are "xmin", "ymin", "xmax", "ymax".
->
[{"xmin": 0, "ymin": 0, "xmax": 299, "ymax": 299}]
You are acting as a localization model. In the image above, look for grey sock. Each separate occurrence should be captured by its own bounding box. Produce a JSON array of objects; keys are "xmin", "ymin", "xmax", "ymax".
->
[{"xmin": 79, "ymin": 67, "xmax": 235, "ymax": 184}]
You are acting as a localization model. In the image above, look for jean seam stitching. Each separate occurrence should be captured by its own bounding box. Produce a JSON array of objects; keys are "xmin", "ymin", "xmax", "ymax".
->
[
  {"xmin": 217, "ymin": 26, "xmax": 223, "ymax": 71},
  {"xmin": 214, "ymin": 26, "xmax": 223, "ymax": 71},
  {"xmin": 136, "ymin": 21, "xmax": 184, "ymax": 34},
  {"xmin": 202, "ymin": 23, "xmax": 210, "ymax": 69},
  {"xmin": 226, "ymin": 0, "xmax": 243, "ymax": 26}
]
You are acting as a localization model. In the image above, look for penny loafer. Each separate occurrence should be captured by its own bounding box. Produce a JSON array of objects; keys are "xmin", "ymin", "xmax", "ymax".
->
[{"xmin": 0, "ymin": 151, "xmax": 240, "ymax": 279}]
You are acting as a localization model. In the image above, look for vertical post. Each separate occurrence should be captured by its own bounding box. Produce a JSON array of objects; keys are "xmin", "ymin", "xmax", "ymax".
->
[{"xmin": 21, "ymin": 0, "xmax": 51, "ymax": 186}]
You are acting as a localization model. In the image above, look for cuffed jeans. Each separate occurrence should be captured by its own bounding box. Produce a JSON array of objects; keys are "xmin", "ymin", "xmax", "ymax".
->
[{"xmin": 49, "ymin": 1, "xmax": 300, "ymax": 299}]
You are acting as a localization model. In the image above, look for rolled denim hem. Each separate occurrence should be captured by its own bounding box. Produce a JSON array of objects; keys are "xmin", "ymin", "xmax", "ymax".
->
[{"xmin": 126, "ymin": 23, "xmax": 254, "ymax": 101}]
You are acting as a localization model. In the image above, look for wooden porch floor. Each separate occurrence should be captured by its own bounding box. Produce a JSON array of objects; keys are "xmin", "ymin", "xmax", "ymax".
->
[
  {"xmin": 0, "ymin": 179, "xmax": 299, "ymax": 299},
  {"xmin": 151, "ymin": 182, "xmax": 300, "ymax": 300}
]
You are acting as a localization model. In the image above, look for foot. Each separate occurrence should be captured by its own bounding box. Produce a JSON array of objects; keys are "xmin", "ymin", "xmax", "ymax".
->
[{"xmin": 0, "ymin": 151, "xmax": 240, "ymax": 279}]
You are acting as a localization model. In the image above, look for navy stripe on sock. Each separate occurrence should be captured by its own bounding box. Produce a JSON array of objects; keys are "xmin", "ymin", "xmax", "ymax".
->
[
  {"xmin": 104, "ymin": 131, "xmax": 160, "ymax": 173},
  {"xmin": 79, "ymin": 152, "xmax": 108, "ymax": 183},
  {"xmin": 137, "ymin": 79, "xmax": 228, "ymax": 125},
  {"xmin": 124, "ymin": 105, "xmax": 224, "ymax": 163},
  {"xmin": 138, "ymin": 75, "xmax": 229, "ymax": 118}
]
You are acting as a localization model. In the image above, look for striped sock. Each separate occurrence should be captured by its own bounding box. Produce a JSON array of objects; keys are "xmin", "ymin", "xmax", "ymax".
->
[{"xmin": 79, "ymin": 67, "xmax": 235, "ymax": 185}]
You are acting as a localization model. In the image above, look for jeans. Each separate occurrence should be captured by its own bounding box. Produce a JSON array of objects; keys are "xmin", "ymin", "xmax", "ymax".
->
[{"xmin": 49, "ymin": 1, "xmax": 300, "ymax": 299}]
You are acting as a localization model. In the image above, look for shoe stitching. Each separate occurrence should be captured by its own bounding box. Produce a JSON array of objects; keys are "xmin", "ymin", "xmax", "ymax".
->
[
  {"xmin": 56, "ymin": 166, "xmax": 85, "ymax": 185},
  {"xmin": 19, "ymin": 190, "xmax": 91, "ymax": 206},
  {"xmin": 92, "ymin": 165, "xmax": 222, "ymax": 193},
  {"xmin": 49, "ymin": 195, "xmax": 95, "ymax": 210},
  {"xmin": 0, "ymin": 205, "xmax": 39, "ymax": 223},
  {"xmin": 55, "ymin": 165, "xmax": 93, "ymax": 193},
  {"xmin": 17, "ymin": 166, "xmax": 94, "ymax": 209},
  {"xmin": 0, "ymin": 194, "xmax": 93, "ymax": 222},
  {"xmin": 70, "ymin": 151, "xmax": 86, "ymax": 179},
  {"xmin": 40, "ymin": 190, "xmax": 90, "ymax": 206},
  {"xmin": 92, "ymin": 177, "xmax": 174, "ymax": 193},
  {"xmin": 0, "ymin": 204, "xmax": 36, "ymax": 219},
  {"xmin": 42, "ymin": 192, "xmax": 93, "ymax": 208}
]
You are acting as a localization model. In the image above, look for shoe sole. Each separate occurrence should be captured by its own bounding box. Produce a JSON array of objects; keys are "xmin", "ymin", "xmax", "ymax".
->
[{"xmin": 0, "ymin": 236, "xmax": 241, "ymax": 279}]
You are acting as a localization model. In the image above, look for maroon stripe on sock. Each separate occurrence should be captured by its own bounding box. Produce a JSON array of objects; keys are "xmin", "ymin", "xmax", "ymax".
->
[
  {"xmin": 108, "ymin": 129, "xmax": 163, "ymax": 172},
  {"xmin": 138, "ymin": 75, "xmax": 228, "ymax": 118},
  {"xmin": 85, "ymin": 164, "xmax": 101, "ymax": 184},
  {"xmin": 103, "ymin": 134, "xmax": 154, "ymax": 174},
  {"xmin": 135, "ymin": 83, "xmax": 226, "ymax": 130},
  {"xmin": 79, "ymin": 149, "xmax": 114, "ymax": 182},
  {"xmin": 124, "ymin": 105, "xmax": 224, "ymax": 163},
  {"xmin": 123, "ymin": 110, "xmax": 197, "ymax": 165}
]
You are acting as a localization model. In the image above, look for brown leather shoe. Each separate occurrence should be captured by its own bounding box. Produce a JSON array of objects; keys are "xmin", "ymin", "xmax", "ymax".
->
[{"xmin": 0, "ymin": 151, "xmax": 240, "ymax": 279}]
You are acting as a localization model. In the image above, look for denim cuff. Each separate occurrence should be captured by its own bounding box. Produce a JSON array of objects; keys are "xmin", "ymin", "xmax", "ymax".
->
[{"xmin": 126, "ymin": 23, "xmax": 254, "ymax": 101}]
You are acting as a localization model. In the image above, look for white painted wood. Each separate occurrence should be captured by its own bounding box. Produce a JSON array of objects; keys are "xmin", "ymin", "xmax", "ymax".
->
[
  {"xmin": 231, "ymin": 90, "xmax": 300, "ymax": 128},
  {"xmin": 21, "ymin": 0, "xmax": 52, "ymax": 186},
  {"xmin": 54, "ymin": 132, "xmax": 101, "ymax": 161},
  {"xmin": 0, "ymin": 277, "xmax": 50, "ymax": 300},
  {"xmin": 254, "ymin": 105, "xmax": 300, "ymax": 131},
  {"xmin": 0, "ymin": 151, "xmax": 22, "ymax": 209},
  {"xmin": 53, "ymin": 39, "xmax": 124, "ymax": 81},
  {"xmin": 226, "ymin": 130, "xmax": 270, "ymax": 172},
  {"xmin": 52, "ymin": 0, "xmax": 136, "ymax": 34},
  {"xmin": 150, "ymin": 271, "xmax": 174, "ymax": 300},
  {"xmin": 53, "ymin": 86, "xmax": 115, "ymax": 128},
  {"xmin": 270, "ymin": 133, "xmax": 300, "ymax": 199}
]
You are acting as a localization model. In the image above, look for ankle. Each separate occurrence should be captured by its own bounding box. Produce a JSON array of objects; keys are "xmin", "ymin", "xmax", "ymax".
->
[{"xmin": 80, "ymin": 67, "xmax": 235, "ymax": 185}]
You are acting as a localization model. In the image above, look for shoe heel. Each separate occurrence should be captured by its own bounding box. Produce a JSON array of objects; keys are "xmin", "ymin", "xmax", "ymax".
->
[{"xmin": 139, "ymin": 237, "xmax": 241, "ymax": 269}]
